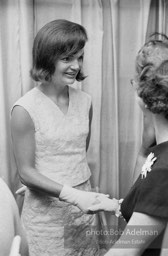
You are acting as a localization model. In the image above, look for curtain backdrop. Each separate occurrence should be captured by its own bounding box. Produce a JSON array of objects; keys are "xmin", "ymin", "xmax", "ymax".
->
[{"xmin": 1, "ymin": 0, "xmax": 166, "ymax": 231}]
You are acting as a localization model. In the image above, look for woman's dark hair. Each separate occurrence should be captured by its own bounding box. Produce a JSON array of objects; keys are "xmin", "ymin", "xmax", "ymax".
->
[
  {"xmin": 30, "ymin": 19, "xmax": 88, "ymax": 82},
  {"xmin": 136, "ymin": 33, "xmax": 168, "ymax": 119}
]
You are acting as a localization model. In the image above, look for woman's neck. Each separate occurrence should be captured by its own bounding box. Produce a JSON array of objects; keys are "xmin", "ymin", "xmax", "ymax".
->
[
  {"xmin": 153, "ymin": 114, "xmax": 168, "ymax": 144},
  {"xmin": 38, "ymin": 82, "xmax": 68, "ymax": 99}
]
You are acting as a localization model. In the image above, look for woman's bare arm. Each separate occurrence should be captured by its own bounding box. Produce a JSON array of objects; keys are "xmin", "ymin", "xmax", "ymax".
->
[
  {"xmin": 105, "ymin": 212, "xmax": 166, "ymax": 256},
  {"xmin": 11, "ymin": 106, "xmax": 63, "ymax": 197}
]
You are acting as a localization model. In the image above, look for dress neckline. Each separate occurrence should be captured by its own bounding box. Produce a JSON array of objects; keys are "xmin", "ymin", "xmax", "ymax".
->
[
  {"xmin": 34, "ymin": 86, "xmax": 71, "ymax": 117},
  {"xmin": 147, "ymin": 140, "xmax": 168, "ymax": 159}
]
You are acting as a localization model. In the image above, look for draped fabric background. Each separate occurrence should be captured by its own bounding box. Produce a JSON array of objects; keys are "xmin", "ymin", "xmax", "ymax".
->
[{"xmin": 0, "ymin": 0, "xmax": 167, "ymax": 234}]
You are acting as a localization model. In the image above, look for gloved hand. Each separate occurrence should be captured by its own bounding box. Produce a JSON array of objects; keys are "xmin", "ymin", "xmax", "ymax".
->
[
  {"xmin": 59, "ymin": 185, "xmax": 109, "ymax": 213},
  {"xmin": 15, "ymin": 185, "xmax": 27, "ymax": 196},
  {"xmin": 87, "ymin": 196, "xmax": 123, "ymax": 216}
]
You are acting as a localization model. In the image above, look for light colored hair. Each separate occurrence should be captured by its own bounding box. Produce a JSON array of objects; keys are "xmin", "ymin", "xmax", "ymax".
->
[{"xmin": 136, "ymin": 34, "xmax": 168, "ymax": 119}]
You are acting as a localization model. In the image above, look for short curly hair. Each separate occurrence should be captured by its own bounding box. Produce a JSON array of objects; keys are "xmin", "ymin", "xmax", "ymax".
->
[
  {"xmin": 30, "ymin": 19, "xmax": 88, "ymax": 82},
  {"xmin": 136, "ymin": 34, "xmax": 168, "ymax": 119}
]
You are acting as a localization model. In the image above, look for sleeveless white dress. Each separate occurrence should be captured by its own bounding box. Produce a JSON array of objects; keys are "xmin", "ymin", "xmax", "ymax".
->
[{"xmin": 13, "ymin": 86, "xmax": 99, "ymax": 256}]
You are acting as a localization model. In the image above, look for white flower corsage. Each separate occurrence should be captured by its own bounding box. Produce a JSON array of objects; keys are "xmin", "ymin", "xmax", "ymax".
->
[{"xmin": 141, "ymin": 152, "xmax": 157, "ymax": 179}]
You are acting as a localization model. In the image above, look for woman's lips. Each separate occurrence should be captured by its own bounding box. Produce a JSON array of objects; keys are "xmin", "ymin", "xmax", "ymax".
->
[{"xmin": 65, "ymin": 72, "xmax": 77, "ymax": 78}]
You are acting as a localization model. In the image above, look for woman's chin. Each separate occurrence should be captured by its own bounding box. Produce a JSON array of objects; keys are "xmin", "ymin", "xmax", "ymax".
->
[{"xmin": 65, "ymin": 78, "xmax": 76, "ymax": 84}]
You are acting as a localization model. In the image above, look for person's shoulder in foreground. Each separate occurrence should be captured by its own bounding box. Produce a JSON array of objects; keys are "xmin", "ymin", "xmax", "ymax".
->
[{"xmin": 0, "ymin": 177, "xmax": 29, "ymax": 256}]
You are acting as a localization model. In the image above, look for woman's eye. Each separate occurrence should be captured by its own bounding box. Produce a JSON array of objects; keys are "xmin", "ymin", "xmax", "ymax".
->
[
  {"xmin": 79, "ymin": 56, "xmax": 84, "ymax": 61},
  {"xmin": 62, "ymin": 57, "xmax": 71, "ymax": 62},
  {"xmin": 64, "ymin": 58, "xmax": 69, "ymax": 61}
]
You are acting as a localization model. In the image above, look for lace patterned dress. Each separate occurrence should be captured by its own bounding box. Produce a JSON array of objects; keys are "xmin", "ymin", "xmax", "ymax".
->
[{"xmin": 13, "ymin": 86, "xmax": 99, "ymax": 256}]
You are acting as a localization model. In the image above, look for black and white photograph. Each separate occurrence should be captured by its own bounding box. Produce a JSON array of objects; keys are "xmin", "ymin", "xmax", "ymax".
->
[{"xmin": 0, "ymin": 1, "xmax": 168, "ymax": 256}]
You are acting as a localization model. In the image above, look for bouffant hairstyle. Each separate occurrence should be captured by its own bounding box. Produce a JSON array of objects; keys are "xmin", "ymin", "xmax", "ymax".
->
[
  {"xmin": 136, "ymin": 33, "xmax": 168, "ymax": 119},
  {"xmin": 30, "ymin": 19, "xmax": 88, "ymax": 82}
]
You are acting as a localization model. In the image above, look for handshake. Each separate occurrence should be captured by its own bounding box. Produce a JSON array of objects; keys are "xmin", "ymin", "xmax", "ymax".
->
[
  {"xmin": 60, "ymin": 185, "xmax": 123, "ymax": 216},
  {"xmin": 16, "ymin": 185, "xmax": 123, "ymax": 216}
]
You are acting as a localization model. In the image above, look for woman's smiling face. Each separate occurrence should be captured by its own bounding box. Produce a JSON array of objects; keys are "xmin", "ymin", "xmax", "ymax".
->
[{"xmin": 51, "ymin": 48, "xmax": 84, "ymax": 86}]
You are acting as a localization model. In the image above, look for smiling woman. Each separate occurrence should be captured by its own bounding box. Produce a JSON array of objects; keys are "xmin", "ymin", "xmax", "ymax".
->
[
  {"xmin": 50, "ymin": 48, "xmax": 84, "ymax": 93},
  {"xmin": 10, "ymin": 19, "xmax": 109, "ymax": 256}
]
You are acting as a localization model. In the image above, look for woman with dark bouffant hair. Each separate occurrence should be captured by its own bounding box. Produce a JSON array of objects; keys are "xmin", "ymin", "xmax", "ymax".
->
[
  {"xmin": 30, "ymin": 19, "xmax": 87, "ymax": 83},
  {"xmin": 89, "ymin": 35, "xmax": 168, "ymax": 256},
  {"xmin": 10, "ymin": 19, "xmax": 110, "ymax": 256}
]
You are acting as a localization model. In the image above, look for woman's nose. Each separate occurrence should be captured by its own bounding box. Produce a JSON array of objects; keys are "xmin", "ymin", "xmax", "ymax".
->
[{"xmin": 70, "ymin": 59, "xmax": 80, "ymax": 70}]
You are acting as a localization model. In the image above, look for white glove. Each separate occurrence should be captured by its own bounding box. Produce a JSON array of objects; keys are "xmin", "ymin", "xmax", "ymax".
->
[
  {"xmin": 88, "ymin": 196, "xmax": 123, "ymax": 216},
  {"xmin": 15, "ymin": 185, "xmax": 27, "ymax": 196},
  {"xmin": 59, "ymin": 185, "xmax": 109, "ymax": 213}
]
